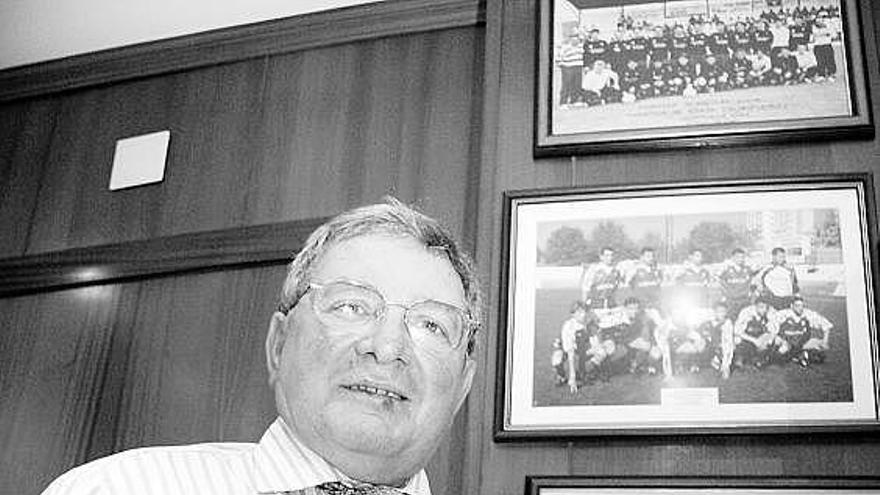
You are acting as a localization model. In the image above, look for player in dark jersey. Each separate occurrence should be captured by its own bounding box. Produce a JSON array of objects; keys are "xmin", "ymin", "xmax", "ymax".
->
[
  {"xmin": 695, "ymin": 301, "xmax": 735, "ymax": 378},
  {"xmin": 688, "ymin": 24, "xmax": 709, "ymax": 61},
  {"xmin": 624, "ymin": 28, "xmax": 650, "ymax": 67},
  {"xmin": 717, "ymin": 248, "xmax": 755, "ymax": 320},
  {"xmin": 624, "ymin": 247, "xmax": 664, "ymax": 309},
  {"xmin": 729, "ymin": 49, "xmax": 752, "ymax": 88},
  {"xmin": 732, "ymin": 22, "xmax": 754, "ymax": 54},
  {"xmin": 774, "ymin": 296, "xmax": 833, "ymax": 367},
  {"xmin": 669, "ymin": 25, "xmax": 691, "ymax": 61},
  {"xmin": 733, "ymin": 298, "xmax": 780, "ymax": 369},
  {"xmin": 620, "ymin": 58, "xmax": 646, "ymax": 101},
  {"xmin": 768, "ymin": 46, "xmax": 798, "ymax": 85},
  {"xmin": 673, "ymin": 248, "xmax": 712, "ymax": 310},
  {"xmin": 709, "ymin": 22, "xmax": 732, "ymax": 63},
  {"xmin": 788, "ymin": 17, "xmax": 811, "ymax": 50},
  {"xmin": 648, "ymin": 58, "xmax": 673, "ymax": 97},
  {"xmin": 583, "ymin": 29, "xmax": 609, "ymax": 71},
  {"xmin": 752, "ymin": 21, "xmax": 774, "ymax": 56},
  {"xmin": 580, "ymin": 246, "xmax": 621, "ymax": 309},
  {"xmin": 669, "ymin": 53, "xmax": 698, "ymax": 95},
  {"xmin": 648, "ymin": 25, "xmax": 671, "ymax": 65},
  {"xmin": 595, "ymin": 297, "xmax": 666, "ymax": 377},
  {"xmin": 696, "ymin": 53, "xmax": 729, "ymax": 92}
]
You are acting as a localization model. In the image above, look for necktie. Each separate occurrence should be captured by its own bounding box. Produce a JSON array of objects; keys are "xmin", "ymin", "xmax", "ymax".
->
[{"xmin": 316, "ymin": 480, "xmax": 405, "ymax": 494}]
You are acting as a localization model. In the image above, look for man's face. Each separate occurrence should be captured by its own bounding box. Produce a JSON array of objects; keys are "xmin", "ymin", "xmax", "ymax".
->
[
  {"xmin": 690, "ymin": 251, "xmax": 703, "ymax": 265},
  {"xmin": 600, "ymin": 249, "xmax": 614, "ymax": 265},
  {"xmin": 267, "ymin": 234, "xmax": 475, "ymax": 484},
  {"xmin": 642, "ymin": 250, "xmax": 655, "ymax": 264},
  {"xmin": 792, "ymin": 300, "xmax": 805, "ymax": 315},
  {"xmin": 773, "ymin": 251, "xmax": 787, "ymax": 264},
  {"xmin": 733, "ymin": 252, "xmax": 745, "ymax": 266}
]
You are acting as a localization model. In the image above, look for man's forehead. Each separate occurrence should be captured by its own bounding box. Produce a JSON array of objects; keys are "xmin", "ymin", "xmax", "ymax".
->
[{"xmin": 310, "ymin": 234, "xmax": 465, "ymax": 302}]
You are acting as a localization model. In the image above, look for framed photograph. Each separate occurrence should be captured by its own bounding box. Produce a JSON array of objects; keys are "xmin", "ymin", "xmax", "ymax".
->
[
  {"xmin": 495, "ymin": 174, "xmax": 880, "ymax": 439},
  {"xmin": 534, "ymin": 0, "xmax": 873, "ymax": 156},
  {"xmin": 526, "ymin": 476, "xmax": 880, "ymax": 495}
]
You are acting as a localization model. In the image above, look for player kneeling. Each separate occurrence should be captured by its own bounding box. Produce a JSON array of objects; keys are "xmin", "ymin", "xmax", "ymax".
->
[
  {"xmin": 733, "ymin": 298, "xmax": 781, "ymax": 370},
  {"xmin": 774, "ymin": 295, "xmax": 832, "ymax": 367}
]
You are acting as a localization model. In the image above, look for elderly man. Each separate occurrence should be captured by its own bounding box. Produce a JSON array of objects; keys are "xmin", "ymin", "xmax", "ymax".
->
[{"xmin": 42, "ymin": 198, "xmax": 482, "ymax": 494}]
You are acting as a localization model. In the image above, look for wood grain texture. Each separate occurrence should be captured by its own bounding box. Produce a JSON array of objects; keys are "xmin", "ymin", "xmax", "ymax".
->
[
  {"xmin": 466, "ymin": 0, "xmax": 880, "ymax": 493},
  {"xmin": 0, "ymin": 96, "xmax": 59, "ymax": 258},
  {"xmin": 0, "ymin": 217, "xmax": 326, "ymax": 297},
  {"xmin": 0, "ymin": 0, "xmax": 484, "ymax": 103},
  {"xmin": 0, "ymin": 284, "xmax": 135, "ymax": 494},
  {"xmin": 5, "ymin": 27, "xmax": 483, "ymax": 257}
]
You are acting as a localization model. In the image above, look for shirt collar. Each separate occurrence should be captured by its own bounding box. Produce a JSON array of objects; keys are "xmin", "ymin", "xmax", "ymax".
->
[{"xmin": 253, "ymin": 417, "xmax": 431, "ymax": 495}]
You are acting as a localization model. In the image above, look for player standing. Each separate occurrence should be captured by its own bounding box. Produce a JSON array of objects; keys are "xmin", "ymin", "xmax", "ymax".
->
[
  {"xmin": 755, "ymin": 247, "xmax": 800, "ymax": 310},
  {"xmin": 580, "ymin": 246, "xmax": 621, "ymax": 309}
]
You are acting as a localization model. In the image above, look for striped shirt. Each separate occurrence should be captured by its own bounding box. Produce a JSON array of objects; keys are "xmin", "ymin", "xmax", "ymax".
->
[{"xmin": 41, "ymin": 417, "xmax": 431, "ymax": 495}]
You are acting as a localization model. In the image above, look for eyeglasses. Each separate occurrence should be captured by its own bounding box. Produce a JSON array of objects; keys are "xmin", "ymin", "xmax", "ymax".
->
[{"xmin": 302, "ymin": 279, "xmax": 473, "ymax": 351}]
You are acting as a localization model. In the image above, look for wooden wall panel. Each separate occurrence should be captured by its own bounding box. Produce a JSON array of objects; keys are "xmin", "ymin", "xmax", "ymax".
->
[
  {"xmin": 109, "ymin": 266, "xmax": 282, "ymax": 450},
  {"xmin": 467, "ymin": 0, "xmax": 880, "ymax": 493},
  {"xmin": 8, "ymin": 27, "xmax": 483, "ymax": 258},
  {"xmin": 0, "ymin": 97, "xmax": 58, "ymax": 258},
  {"xmin": 254, "ymin": 27, "xmax": 483, "ymax": 231},
  {"xmin": 0, "ymin": 284, "xmax": 137, "ymax": 495}
]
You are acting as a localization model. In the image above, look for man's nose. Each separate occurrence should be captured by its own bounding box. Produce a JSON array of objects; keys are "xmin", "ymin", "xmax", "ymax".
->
[{"xmin": 356, "ymin": 306, "xmax": 413, "ymax": 365}]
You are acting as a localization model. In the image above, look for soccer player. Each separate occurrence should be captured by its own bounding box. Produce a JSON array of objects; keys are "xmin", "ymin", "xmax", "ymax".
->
[
  {"xmin": 556, "ymin": 33, "xmax": 585, "ymax": 107},
  {"xmin": 697, "ymin": 53, "xmax": 729, "ymax": 92},
  {"xmin": 624, "ymin": 247, "xmax": 664, "ymax": 309},
  {"xmin": 718, "ymin": 248, "xmax": 755, "ymax": 319},
  {"xmin": 649, "ymin": 25, "xmax": 671, "ymax": 65},
  {"xmin": 583, "ymin": 29, "xmax": 609, "ymax": 72},
  {"xmin": 596, "ymin": 297, "xmax": 666, "ymax": 378},
  {"xmin": 793, "ymin": 44, "xmax": 819, "ymax": 83},
  {"xmin": 674, "ymin": 248, "xmax": 712, "ymax": 309},
  {"xmin": 559, "ymin": 300, "xmax": 590, "ymax": 393},
  {"xmin": 769, "ymin": 46, "xmax": 798, "ymax": 85},
  {"xmin": 671, "ymin": 300, "xmax": 734, "ymax": 377},
  {"xmin": 581, "ymin": 60, "xmax": 621, "ymax": 105},
  {"xmin": 789, "ymin": 16, "xmax": 811, "ymax": 50},
  {"xmin": 730, "ymin": 49, "xmax": 752, "ymax": 88},
  {"xmin": 648, "ymin": 58, "xmax": 673, "ymax": 97},
  {"xmin": 580, "ymin": 246, "xmax": 621, "ymax": 309},
  {"xmin": 774, "ymin": 296, "xmax": 833, "ymax": 367},
  {"xmin": 709, "ymin": 21, "xmax": 732, "ymax": 63},
  {"xmin": 734, "ymin": 298, "xmax": 780, "ymax": 370},
  {"xmin": 697, "ymin": 301, "xmax": 735, "ymax": 378},
  {"xmin": 748, "ymin": 49, "xmax": 773, "ymax": 86},
  {"xmin": 669, "ymin": 25, "xmax": 691, "ymax": 61},
  {"xmin": 752, "ymin": 20, "xmax": 775, "ymax": 56},
  {"xmin": 669, "ymin": 53, "xmax": 698, "ymax": 95},
  {"xmin": 730, "ymin": 22, "xmax": 754, "ymax": 55},
  {"xmin": 769, "ymin": 18, "xmax": 791, "ymax": 63},
  {"xmin": 812, "ymin": 15, "xmax": 836, "ymax": 80},
  {"xmin": 755, "ymin": 247, "xmax": 800, "ymax": 310}
]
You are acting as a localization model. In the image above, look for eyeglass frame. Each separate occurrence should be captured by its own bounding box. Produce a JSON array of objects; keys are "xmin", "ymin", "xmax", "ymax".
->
[{"xmin": 279, "ymin": 278, "xmax": 477, "ymax": 351}]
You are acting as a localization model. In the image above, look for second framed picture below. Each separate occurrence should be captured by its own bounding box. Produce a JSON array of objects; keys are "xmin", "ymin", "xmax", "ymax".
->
[
  {"xmin": 534, "ymin": 0, "xmax": 873, "ymax": 155},
  {"xmin": 526, "ymin": 477, "xmax": 880, "ymax": 495},
  {"xmin": 496, "ymin": 174, "xmax": 880, "ymax": 439}
]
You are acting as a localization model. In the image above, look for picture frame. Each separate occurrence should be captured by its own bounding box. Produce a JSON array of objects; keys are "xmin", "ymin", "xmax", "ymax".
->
[
  {"xmin": 526, "ymin": 476, "xmax": 880, "ymax": 495},
  {"xmin": 495, "ymin": 174, "xmax": 880, "ymax": 439},
  {"xmin": 534, "ymin": 0, "xmax": 873, "ymax": 156}
]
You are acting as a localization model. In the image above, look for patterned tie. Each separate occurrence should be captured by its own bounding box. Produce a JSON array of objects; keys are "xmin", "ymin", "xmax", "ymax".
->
[{"xmin": 316, "ymin": 481, "xmax": 405, "ymax": 494}]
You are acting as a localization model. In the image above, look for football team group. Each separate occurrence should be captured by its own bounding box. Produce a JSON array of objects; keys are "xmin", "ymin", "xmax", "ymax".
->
[
  {"xmin": 555, "ymin": 4, "xmax": 842, "ymax": 107},
  {"xmin": 552, "ymin": 246, "xmax": 834, "ymax": 393}
]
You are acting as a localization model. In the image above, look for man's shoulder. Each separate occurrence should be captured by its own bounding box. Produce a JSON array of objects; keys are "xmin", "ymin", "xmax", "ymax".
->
[{"xmin": 42, "ymin": 441, "xmax": 257, "ymax": 494}]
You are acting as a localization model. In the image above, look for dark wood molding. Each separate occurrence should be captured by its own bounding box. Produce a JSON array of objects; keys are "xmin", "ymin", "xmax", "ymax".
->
[
  {"xmin": 0, "ymin": 218, "xmax": 328, "ymax": 298},
  {"xmin": 0, "ymin": 0, "xmax": 484, "ymax": 103}
]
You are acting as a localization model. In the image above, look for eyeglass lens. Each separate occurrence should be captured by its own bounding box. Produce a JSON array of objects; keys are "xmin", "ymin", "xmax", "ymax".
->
[{"xmin": 311, "ymin": 281, "xmax": 464, "ymax": 349}]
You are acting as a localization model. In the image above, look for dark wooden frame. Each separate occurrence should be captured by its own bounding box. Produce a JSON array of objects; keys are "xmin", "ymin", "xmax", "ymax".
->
[
  {"xmin": 533, "ymin": 0, "xmax": 873, "ymax": 156},
  {"xmin": 0, "ymin": 217, "xmax": 327, "ymax": 298},
  {"xmin": 495, "ymin": 174, "xmax": 880, "ymax": 441},
  {"xmin": 526, "ymin": 476, "xmax": 880, "ymax": 495}
]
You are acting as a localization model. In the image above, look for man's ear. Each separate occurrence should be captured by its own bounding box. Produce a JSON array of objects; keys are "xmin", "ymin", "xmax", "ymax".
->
[
  {"xmin": 453, "ymin": 356, "xmax": 477, "ymax": 414},
  {"xmin": 265, "ymin": 311, "xmax": 289, "ymax": 386}
]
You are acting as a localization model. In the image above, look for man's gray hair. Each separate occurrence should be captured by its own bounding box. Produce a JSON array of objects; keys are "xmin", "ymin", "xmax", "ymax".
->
[{"xmin": 277, "ymin": 197, "xmax": 482, "ymax": 355}]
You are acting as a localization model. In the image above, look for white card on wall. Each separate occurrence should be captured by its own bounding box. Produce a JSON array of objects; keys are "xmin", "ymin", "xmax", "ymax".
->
[{"xmin": 109, "ymin": 130, "xmax": 170, "ymax": 190}]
